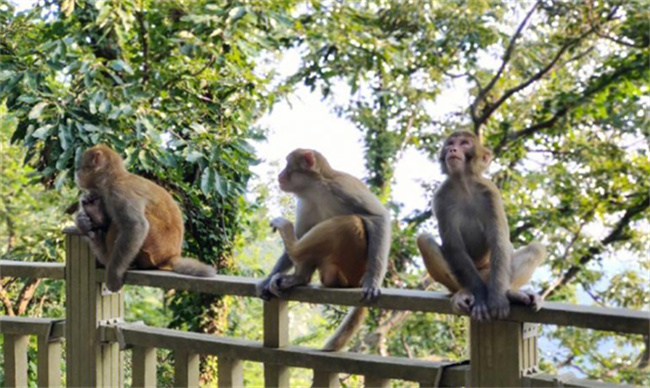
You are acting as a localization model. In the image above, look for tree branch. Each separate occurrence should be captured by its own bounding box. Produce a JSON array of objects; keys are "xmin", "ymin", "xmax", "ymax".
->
[
  {"xmin": 135, "ymin": 9, "xmax": 150, "ymax": 84},
  {"xmin": 475, "ymin": 5, "xmax": 620, "ymax": 136},
  {"xmin": 0, "ymin": 283, "xmax": 15, "ymax": 316},
  {"xmin": 493, "ymin": 49, "xmax": 643, "ymax": 156},
  {"xmin": 470, "ymin": 1, "xmax": 541, "ymax": 133},
  {"xmin": 541, "ymin": 195, "xmax": 649, "ymax": 299},
  {"xmin": 17, "ymin": 278, "xmax": 40, "ymax": 315}
]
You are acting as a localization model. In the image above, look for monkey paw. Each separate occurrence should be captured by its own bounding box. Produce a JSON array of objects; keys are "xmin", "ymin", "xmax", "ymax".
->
[
  {"xmin": 360, "ymin": 286, "xmax": 381, "ymax": 302},
  {"xmin": 255, "ymin": 278, "xmax": 276, "ymax": 300},
  {"xmin": 507, "ymin": 289, "xmax": 542, "ymax": 311},
  {"xmin": 451, "ymin": 290, "xmax": 474, "ymax": 315},
  {"xmin": 487, "ymin": 293, "xmax": 510, "ymax": 320},
  {"xmin": 75, "ymin": 212, "xmax": 95, "ymax": 234},
  {"xmin": 106, "ymin": 270, "xmax": 126, "ymax": 292},
  {"xmin": 268, "ymin": 273, "xmax": 292, "ymax": 297},
  {"xmin": 269, "ymin": 217, "xmax": 293, "ymax": 233}
]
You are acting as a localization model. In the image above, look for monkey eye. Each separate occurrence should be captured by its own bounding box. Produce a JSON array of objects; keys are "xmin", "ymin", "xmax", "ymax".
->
[{"xmin": 460, "ymin": 140, "xmax": 470, "ymax": 146}]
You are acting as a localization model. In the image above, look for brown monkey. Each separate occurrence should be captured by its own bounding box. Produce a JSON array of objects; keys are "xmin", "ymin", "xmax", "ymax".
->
[
  {"xmin": 417, "ymin": 131, "xmax": 545, "ymax": 321},
  {"xmin": 257, "ymin": 149, "xmax": 391, "ymax": 351},
  {"xmin": 75, "ymin": 144, "xmax": 216, "ymax": 291}
]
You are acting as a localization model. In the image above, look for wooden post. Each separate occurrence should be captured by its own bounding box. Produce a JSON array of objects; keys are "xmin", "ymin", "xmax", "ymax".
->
[
  {"xmin": 132, "ymin": 346, "xmax": 157, "ymax": 388},
  {"xmin": 313, "ymin": 371, "xmax": 340, "ymax": 388},
  {"xmin": 65, "ymin": 230, "xmax": 124, "ymax": 388},
  {"xmin": 364, "ymin": 375, "xmax": 390, "ymax": 388},
  {"xmin": 263, "ymin": 299, "xmax": 290, "ymax": 388},
  {"xmin": 470, "ymin": 320, "xmax": 539, "ymax": 387},
  {"xmin": 37, "ymin": 334, "xmax": 63, "ymax": 387},
  {"xmin": 218, "ymin": 357, "xmax": 244, "ymax": 388},
  {"xmin": 174, "ymin": 350, "xmax": 200, "ymax": 388},
  {"xmin": 3, "ymin": 334, "xmax": 29, "ymax": 388}
]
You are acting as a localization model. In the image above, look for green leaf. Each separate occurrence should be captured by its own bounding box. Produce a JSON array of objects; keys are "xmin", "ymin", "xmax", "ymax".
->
[
  {"xmin": 111, "ymin": 60, "xmax": 133, "ymax": 74},
  {"xmin": 138, "ymin": 150, "xmax": 154, "ymax": 171},
  {"xmin": 200, "ymin": 167, "xmax": 216, "ymax": 194},
  {"xmin": 29, "ymin": 101, "xmax": 49, "ymax": 120},
  {"xmin": 186, "ymin": 151, "xmax": 204, "ymax": 163},
  {"xmin": 54, "ymin": 168, "xmax": 69, "ymax": 190},
  {"xmin": 214, "ymin": 172, "xmax": 227, "ymax": 197},
  {"xmin": 190, "ymin": 122, "xmax": 207, "ymax": 134},
  {"xmin": 32, "ymin": 124, "xmax": 54, "ymax": 140}
]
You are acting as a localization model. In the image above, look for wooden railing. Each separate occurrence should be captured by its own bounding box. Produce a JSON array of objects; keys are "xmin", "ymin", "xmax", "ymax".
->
[{"xmin": 0, "ymin": 229, "xmax": 647, "ymax": 388}]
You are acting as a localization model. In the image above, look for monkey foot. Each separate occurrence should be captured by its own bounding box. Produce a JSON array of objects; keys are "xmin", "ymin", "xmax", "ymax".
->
[
  {"xmin": 507, "ymin": 289, "xmax": 542, "ymax": 311},
  {"xmin": 268, "ymin": 273, "xmax": 297, "ymax": 297},
  {"xmin": 451, "ymin": 289, "xmax": 474, "ymax": 315}
]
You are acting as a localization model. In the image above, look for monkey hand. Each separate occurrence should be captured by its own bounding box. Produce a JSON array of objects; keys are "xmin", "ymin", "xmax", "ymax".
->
[
  {"xmin": 360, "ymin": 285, "xmax": 381, "ymax": 302},
  {"xmin": 269, "ymin": 217, "xmax": 293, "ymax": 235},
  {"xmin": 487, "ymin": 292, "xmax": 510, "ymax": 320},
  {"xmin": 75, "ymin": 211, "xmax": 95, "ymax": 235},
  {"xmin": 256, "ymin": 277, "xmax": 277, "ymax": 300}
]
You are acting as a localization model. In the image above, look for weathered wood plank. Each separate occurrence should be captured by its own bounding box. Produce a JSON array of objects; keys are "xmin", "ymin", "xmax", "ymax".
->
[
  {"xmin": 0, "ymin": 260, "xmax": 65, "ymax": 279},
  {"xmin": 3, "ymin": 334, "xmax": 29, "ymax": 388},
  {"xmin": 523, "ymin": 373, "xmax": 643, "ymax": 388},
  {"xmin": 218, "ymin": 357, "xmax": 244, "ymax": 388},
  {"xmin": 93, "ymin": 268, "xmax": 650, "ymax": 335},
  {"xmin": 132, "ymin": 346, "xmax": 157, "ymax": 388},
  {"xmin": 37, "ymin": 335, "xmax": 63, "ymax": 388},
  {"xmin": 313, "ymin": 370, "xmax": 340, "ymax": 388},
  {"xmin": 174, "ymin": 350, "xmax": 200, "ymax": 388},
  {"xmin": 263, "ymin": 299, "xmax": 290, "ymax": 388},
  {"xmin": 65, "ymin": 234, "xmax": 123, "ymax": 388},
  {"xmin": 0, "ymin": 316, "xmax": 65, "ymax": 337},
  {"xmin": 100, "ymin": 323, "xmax": 467, "ymax": 385},
  {"xmin": 364, "ymin": 375, "xmax": 390, "ymax": 387}
]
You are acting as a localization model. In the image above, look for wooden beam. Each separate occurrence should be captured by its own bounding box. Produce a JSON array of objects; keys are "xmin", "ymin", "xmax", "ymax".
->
[
  {"xmin": 100, "ymin": 323, "xmax": 467, "ymax": 385},
  {"xmin": 174, "ymin": 350, "xmax": 199, "ymax": 388},
  {"xmin": 0, "ymin": 260, "xmax": 65, "ymax": 279},
  {"xmin": 132, "ymin": 346, "xmax": 156, "ymax": 388},
  {"xmin": 88, "ymin": 267, "xmax": 650, "ymax": 335},
  {"xmin": 218, "ymin": 357, "xmax": 244, "ymax": 388},
  {"xmin": 37, "ymin": 335, "xmax": 63, "ymax": 388},
  {"xmin": 65, "ymin": 234, "xmax": 123, "ymax": 388},
  {"xmin": 0, "ymin": 316, "xmax": 65, "ymax": 338},
  {"xmin": 3, "ymin": 334, "xmax": 29, "ymax": 388},
  {"xmin": 263, "ymin": 299, "xmax": 290, "ymax": 388}
]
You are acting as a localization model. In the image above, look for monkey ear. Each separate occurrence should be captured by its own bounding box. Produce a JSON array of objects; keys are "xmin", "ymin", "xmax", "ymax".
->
[
  {"xmin": 89, "ymin": 150, "xmax": 105, "ymax": 168},
  {"xmin": 481, "ymin": 149, "xmax": 493, "ymax": 168},
  {"xmin": 301, "ymin": 151, "xmax": 316, "ymax": 169}
]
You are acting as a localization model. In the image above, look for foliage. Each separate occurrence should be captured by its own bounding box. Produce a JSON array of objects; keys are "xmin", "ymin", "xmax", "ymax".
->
[
  {"xmin": 1, "ymin": 0, "xmax": 649, "ymax": 386},
  {"xmin": 283, "ymin": 0, "xmax": 649, "ymax": 384}
]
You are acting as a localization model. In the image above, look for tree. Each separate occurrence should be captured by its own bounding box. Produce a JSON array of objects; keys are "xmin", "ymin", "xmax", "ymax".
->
[
  {"xmin": 1, "ymin": 0, "xmax": 296, "ymax": 383},
  {"xmin": 285, "ymin": 0, "xmax": 649, "ymax": 384}
]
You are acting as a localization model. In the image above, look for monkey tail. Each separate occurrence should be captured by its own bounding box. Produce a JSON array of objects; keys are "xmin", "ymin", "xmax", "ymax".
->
[
  {"xmin": 169, "ymin": 257, "xmax": 216, "ymax": 278},
  {"xmin": 322, "ymin": 306, "xmax": 367, "ymax": 352}
]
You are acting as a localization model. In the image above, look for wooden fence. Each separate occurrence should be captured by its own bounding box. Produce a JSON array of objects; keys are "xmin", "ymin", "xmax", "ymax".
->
[{"xmin": 0, "ymin": 228, "xmax": 648, "ymax": 387}]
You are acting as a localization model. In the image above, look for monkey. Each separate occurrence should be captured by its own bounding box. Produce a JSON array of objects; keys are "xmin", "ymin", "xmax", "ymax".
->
[
  {"xmin": 74, "ymin": 144, "xmax": 216, "ymax": 292},
  {"xmin": 70, "ymin": 191, "xmax": 110, "ymax": 242},
  {"xmin": 417, "ymin": 131, "xmax": 545, "ymax": 321},
  {"xmin": 256, "ymin": 149, "xmax": 392, "ymax": 351}
]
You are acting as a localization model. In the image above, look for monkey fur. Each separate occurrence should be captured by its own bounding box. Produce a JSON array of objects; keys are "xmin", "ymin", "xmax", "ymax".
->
[
  {"xmin": 417, "ymin": 131, "xmax": 545, "ymax": 321},
  {"xmin": 74, "ymin": 144, "xmax": 216, "ymax": 291}
]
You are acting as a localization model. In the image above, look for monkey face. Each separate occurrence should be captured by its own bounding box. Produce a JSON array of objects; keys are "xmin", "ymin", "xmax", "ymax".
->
[
  {"xmin": 439, "ymin": 132, "xmax": 491, "ymax": 176},
  {"xmin": 442, "ymin": 135, "xmax": 473, "ymax": 174},
  {"xmin": 278, "ymin": 150, "xmax": 318, "ymax": 193}
]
